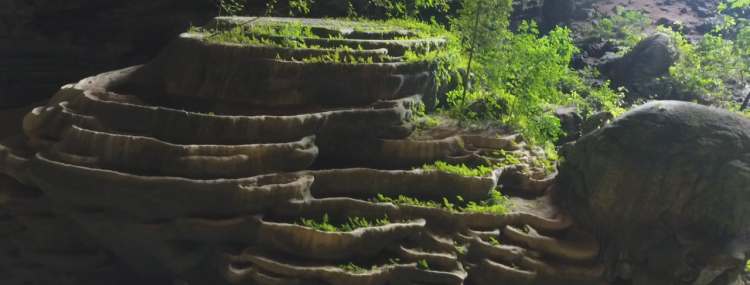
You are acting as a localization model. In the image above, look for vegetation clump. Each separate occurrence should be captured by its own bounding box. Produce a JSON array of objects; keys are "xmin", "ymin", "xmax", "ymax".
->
[
  {"xmin": 198, "ymin": 0, "xmax": 630, "ymax": 148},
  {"xmin": 297, "ymin": 214, "xmax": 392, "ymax": 232},
  {"xmin": 338, "ymin": 262, "xmax": 377, "ymax": 273},
  {"xmin": 581, "ymin": 6, "xmax": 651, "ymax": 46},
  {"xmin": 370, "ymin": 190, "xmax": 513, "ymax": 214},
  {"xmin": 419, "ymin": 161, "xmax": 494, "ymax": 177},
  {"xmin": 446, "ymin": 0, "xmax": 626, "ymax": 144}
]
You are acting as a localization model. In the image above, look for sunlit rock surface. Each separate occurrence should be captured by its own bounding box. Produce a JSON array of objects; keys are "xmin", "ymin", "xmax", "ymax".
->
[
  {"xmin": 0, "ymin": 17, "xmax": 600, "ymax": 285},
  {"xmin": 557, "ymin": 101, "xmax": 750, "ymax": 285}
]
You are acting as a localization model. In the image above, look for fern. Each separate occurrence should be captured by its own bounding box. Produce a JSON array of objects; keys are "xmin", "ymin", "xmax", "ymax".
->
[{"xmin": 298, "ymin": 214, "xmax": 392, "ymax": 232}]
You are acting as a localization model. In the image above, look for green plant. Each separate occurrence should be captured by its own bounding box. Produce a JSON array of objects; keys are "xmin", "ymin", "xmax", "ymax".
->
[
  {"xmin": 444, "ymin": 15, "xmax": 624, "ymax": 145},
  {"xmin": 660, "ymin": 26, "xmax": 732, "ymax": 101},
  {"xmin": 219, "ymin": 0, "xmax": 246, "ymax": 16},
  {"xmin": 371, "ymin": 190, "xmax": 513, "ymax": 214},
  {"xmin": 726, "ymin": 101, "xmax": 750, "ymax": 118},
  {"xmin": 409, "ymin": 101, "xmax": 440, "ymax": 133},
  {"xmin": 454, "ymin": 246, "xmax": 465, "ymax": 254},
  {"xmin": 418, "ymin": 260, "xmax": 430, "ymax": 270},
  {"xmin": 449, "ymin": 0, "xmax": 513, "ymax": 110},
  {"xmin": 370, "ymin": 0, "xmax": 451, "ymax": 18},
  {"xmin": 459, "ymin": 190, "xmax": 513, "ymax": 214},
  {"xmin": 580, "ymin": 7, "xmax": 650, "ymax": 46},
  {"xmin": 419, "ymin": 161, "xmax": 494, "ymax": 177},
  {"xmin": 298, "ymin": 214, "xmax": 392, "ymax": 232},
  {"xmin": 371, "ymin": 194, "xmax": 458, "ymax": 211},
  {"xmin": 489, "ymin": 237, "xmax": 500, "ymax": 244},
  {"xmin": 339, "ymin": 262, "xmax": 368, "ymax": 273}
]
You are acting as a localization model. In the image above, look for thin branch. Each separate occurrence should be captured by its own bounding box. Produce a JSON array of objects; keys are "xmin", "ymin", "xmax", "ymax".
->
[{"xmin": 459, "ymin": 1, "xmax": 484, "ymax": 122}]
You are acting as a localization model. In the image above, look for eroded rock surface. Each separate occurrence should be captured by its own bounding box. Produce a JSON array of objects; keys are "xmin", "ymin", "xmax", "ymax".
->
[
  {"xmin": 557, "ymin": 101, "xmax": 750, "ymax": 285},
  {"xmin": 0, "ymin": 17, "xmax": 600, "ymax": 285},
  {"xmin": 610, "ymin": 33, "xmax": 679, "ymax": 100}
]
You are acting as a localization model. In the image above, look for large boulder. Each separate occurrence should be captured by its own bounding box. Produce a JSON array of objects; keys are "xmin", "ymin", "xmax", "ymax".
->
[
  {"xmin": 610, "ymin": 33, "xmax": 678, "ymax": 101},
  {"xmin": 557, "ymin": 101, "xmax": 750, "ymax": 285},
  {"xmin": 553, "ymin": 106, "xmax": 583, "ymax": 145}
]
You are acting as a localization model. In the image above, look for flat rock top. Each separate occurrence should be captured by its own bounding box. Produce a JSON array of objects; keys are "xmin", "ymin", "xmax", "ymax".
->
[
  {"xmin": 208, "ymin": 16, "xmax": 411, "ymax": 32},
  {"xmin": 602, "ymin": 100, "xmax": 750, "ymax": 159}
]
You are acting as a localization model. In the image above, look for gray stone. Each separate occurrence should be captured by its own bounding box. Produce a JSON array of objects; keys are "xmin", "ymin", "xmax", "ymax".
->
[
  {"xmin": 610, "ymin": 33, "xmax": 678, "ymax": 100},
  {"xmin": 697, "ymin": 17, "xmax": 723, "ymax": 34},
  {"xmin": 553, "ymin": 106, "xmax": 583, "ymax": 145},
  {"xmin": 557, "ymin": 101, "xmax": 750, "ymax": 285},
  {"xmin": 542, "ymin": 0, "xmax": 575, "ymax": 31}
]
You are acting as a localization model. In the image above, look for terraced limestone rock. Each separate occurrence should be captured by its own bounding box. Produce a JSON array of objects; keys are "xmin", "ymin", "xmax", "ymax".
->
[{"xmin": 0, "ymin": 17, "xmax": 602, "ymax": 285}]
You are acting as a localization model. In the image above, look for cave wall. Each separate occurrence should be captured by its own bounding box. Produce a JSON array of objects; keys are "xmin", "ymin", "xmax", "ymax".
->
[
  {"xmin": 0, "ymin": 0, "xmax": 219, "ymax": 109},
  {"xmin": 0, "ymin": 0, "xmax": 546, "ymax": 110}
]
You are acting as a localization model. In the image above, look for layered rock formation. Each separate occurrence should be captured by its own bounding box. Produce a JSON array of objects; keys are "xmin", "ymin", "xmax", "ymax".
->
[{"xmin": 0, "ymin": 17, "xmax": 602, "ymax": 285}]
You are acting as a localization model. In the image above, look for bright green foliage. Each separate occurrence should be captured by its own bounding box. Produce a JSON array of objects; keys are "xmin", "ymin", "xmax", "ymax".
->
[
  {"xmin": 535, "ymin": 146, "xmax": 558, "ymax": 174},
  {"xmin": 201, "ymin": 21, "xmax": 319, "ymax": 49},
  {"xmin": 370, "ymin": 0, "xmax": 451, "ymax": 17},
  {"xmin": 728, "ymin": 0, "xmax": 750, "ymax": 8},
  {"xmin": 669, "ymin": 28, "xmax": 733, "ymax": 100},
  {"xmin": 298, "ymin": 214, "xmax": 392, "ymax": 232},
  {"xmin": 409, "ymin": 102, "xmax": 440, "ymax": 133},
  {"xmin": 265, "ymin": 0, "xmax": 315, "ymax": 15},
  {"xmin": 448, "ymin": 0, "xmax": 512, "ymax": 107},
  {"xmin": 371, "ymin": 194, "xmax": 458, "ymax": 211},
  {"xmin": 418, "ymin": 153, "xmax": 531, "ymax": 176},
  {"xmin": 338, "ymin": 262, "xmax": 370, "ymax": 273},
  {"xmin": 581, "ymin": 7, "xmax": 650, "ymax": 47},
  {"xmin": 489, "ymin": 237, "xmax": 500, "ymax": 244},
  {"xmin": 445, "ymin": 9, "xmax": 625, "ymax": 144},
  {"xmin": 454, "ymin": 246, "xmax": 465, "ymax": 254},
  {"xmin": 218, "ymin": 0, "xmax": 314, "ymax": 16},
  {"xmin": 418, "ymin": 260, "xmax": 430, "ymax": 270},
  {"xmin": 192, "ymin": 16, "xmax": 462, "ymax": 81},
  {"xmin": 371, "ymin": 190, "xmax": 513, "ymax": 214},
  {"xmin": 727, "ymin": 101, "xmax": 750, "ymax": 118},
  {"xmin": 204, "ymin": 0, "xmax": 628, "ymax": 146},
  {"xmin": 460, "ymin": 190, "xmax": 513, "ymax": 214},
  {"xmin": 485, "ymin": 22, "xmax": 581, "ymax": 144},
  {"xmin": 419, "ymin": 161, "xmax": 494, "ymax": 177},
  {"xmin": 220, "ymin": 0, "xmax": 246, "ymax": 15}
]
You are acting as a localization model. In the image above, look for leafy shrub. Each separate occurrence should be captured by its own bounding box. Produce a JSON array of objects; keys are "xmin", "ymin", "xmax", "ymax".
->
[
  {"xmin": 581, "ymin": 7, "xmax": 651, "ymax": 47},
  {"xmin": 458, "ymin": 190, "xmax": 513, "ymax": 214},
  {"xmin": 204, "ymin": 0, "xmax": 628, "ymax": 147},
  {"xmin": 448, "ymin": 20, "xmax": 624, "ymax": 144},
  {"xmin": 661, "ymin": 26, "xmax": 732, "ymax": 100},
  {"xmin": 445, "ymin": 0, "xmax": 626, "ymax": 145}
]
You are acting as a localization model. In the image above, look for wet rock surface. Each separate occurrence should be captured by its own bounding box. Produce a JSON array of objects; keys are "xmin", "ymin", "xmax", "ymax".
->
[{"xmin": 0, "ymin": 0, "xmax": 218, "ymax": 109}]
